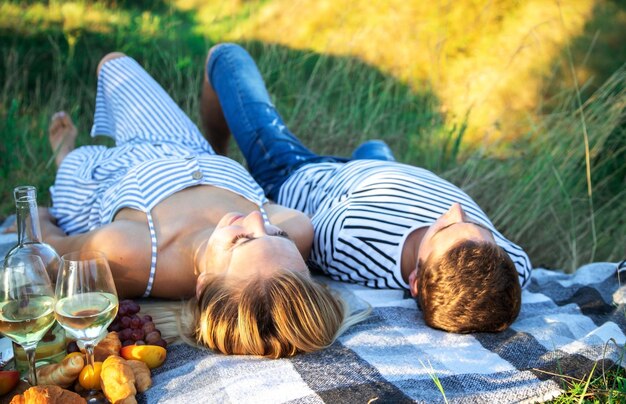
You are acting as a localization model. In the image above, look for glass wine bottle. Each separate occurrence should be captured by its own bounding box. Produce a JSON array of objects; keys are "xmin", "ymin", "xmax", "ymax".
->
[
  {"xmin": 4, "ymin": 185, "xmax": 67, "ymax": 373},
  {"xmin": 5, "ymin": 185, "xmax": 61, "ymax": 280}
]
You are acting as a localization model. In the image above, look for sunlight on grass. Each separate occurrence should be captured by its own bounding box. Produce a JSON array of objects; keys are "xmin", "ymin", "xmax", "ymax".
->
[
  {"xmin": 0, "ymin": 2, "xmax": 128, "ymax": 34},
  {"xmin": 136, "ymin": 12, "xmax": 163, "ymax": 38},
  {"xmin": 174, "ymin": 0, "xmax": 266, "ymax": 39},
  {"xmin": 0, "ymin": 0, "xmax": 612, "ymax": 148},
  {"xmin": 180, "ymin": 0, "xmax": 597, "ymax": 146}
]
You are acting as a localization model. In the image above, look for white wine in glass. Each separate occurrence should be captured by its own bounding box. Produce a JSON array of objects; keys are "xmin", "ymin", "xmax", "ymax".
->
[
  {"xmin": 55, "ymin": 251, "xmax": 118, "ymax": 370},
  {"xmin": 55, "ymin": 292, "xmax": 118, "ymax": 341},
  {"xmin": 0, "ymin": 255, "xmax": 56, "ymax": 386}
]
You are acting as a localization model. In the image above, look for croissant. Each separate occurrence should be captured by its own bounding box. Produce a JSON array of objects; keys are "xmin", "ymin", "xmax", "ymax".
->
[
  {"xmin": 92, "ymin": 332, "xmax": 122, "ymax": 362},
  {"xmin": 100, "ymin": 355, "xmax": 137, "ymax": 404},
  {"xmin": 126, "ymin": 360, "xmax": 152, "ymax": 393},
  {"xmin": 36, "ymin": 354, "xmax": 85, "ymax": 388},
  {"xmin": 9, "ymin": 385, "xmax": 86, "ymax": 404}
]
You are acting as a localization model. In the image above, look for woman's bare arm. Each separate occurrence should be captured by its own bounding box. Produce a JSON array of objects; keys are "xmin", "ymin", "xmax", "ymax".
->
[{"xmin": 39, "ymin": 208, "xmax": 152, "ymax": 298}]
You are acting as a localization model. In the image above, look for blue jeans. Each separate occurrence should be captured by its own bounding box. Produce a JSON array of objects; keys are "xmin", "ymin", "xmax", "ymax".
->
[{"xmin": 206, "ymin": 43, "xmax": 347, "ymax": 200}]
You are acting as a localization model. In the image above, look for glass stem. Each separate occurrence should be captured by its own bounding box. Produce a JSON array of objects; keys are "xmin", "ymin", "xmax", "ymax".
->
[
  {"xmin": 24, "ymin": 346, "xmax": 38, "ymax": 386},
  {"xmin": 85, "ymin": 343, "xmax": 95, "ymax": 369}
]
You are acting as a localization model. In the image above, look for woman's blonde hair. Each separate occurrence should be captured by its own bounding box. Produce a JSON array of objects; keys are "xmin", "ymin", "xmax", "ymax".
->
[{"xmin": 179, "ymin": 271, "xmax": 369, "ymax": 358}]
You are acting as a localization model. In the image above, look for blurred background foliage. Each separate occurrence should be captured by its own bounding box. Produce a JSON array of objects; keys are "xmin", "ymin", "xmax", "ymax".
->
[{"xmin": 0, "ymin": 0, "xmax": 624, "ymax": 270}]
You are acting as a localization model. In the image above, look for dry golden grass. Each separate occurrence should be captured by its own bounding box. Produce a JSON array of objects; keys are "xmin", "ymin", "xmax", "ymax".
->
[
  {"xmin": 182, "ymin": 0, "xmax": 597, "ymax": 147},
  {"xmin": 3, "ymin": 0, "xmax": 616, "ymax": 148}
]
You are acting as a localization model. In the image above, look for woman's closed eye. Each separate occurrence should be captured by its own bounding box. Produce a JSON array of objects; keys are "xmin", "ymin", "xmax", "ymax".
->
[
  {"xmin": 230, "ymin": 230, "xmax": 290, "ymax": 245},
  {"xmin": 273, "ymin": 230, "xmax": 290, "ymax": 239},
  {"xmin": 231, "ymin": 233, "xmax": 253, "ymax": 245}
]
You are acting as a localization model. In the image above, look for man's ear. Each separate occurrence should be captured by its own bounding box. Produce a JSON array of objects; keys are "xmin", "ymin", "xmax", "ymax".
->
[{"xmin": 408, "ymin": 267, "xmax": 420, "ymax": 298}]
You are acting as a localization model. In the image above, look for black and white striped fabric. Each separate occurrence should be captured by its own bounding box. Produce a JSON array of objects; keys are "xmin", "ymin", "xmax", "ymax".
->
[
  {"xmin": 50, "ymin": 56, "xmax": 268, "ymax": 234},
  {"xmin": 50, "ymin": 145, "xmax": 267, "ymax": 234},
  {"xmin": 276, "ymin": 160, "xmax": 532, "ymax": 290},
  {"xmin": 49, "ymin": 56, "xmax": 268, "ymax": 296},
  {"xmin": 142, "ymin": 262, "xmax": 626, "ymax": 403}
]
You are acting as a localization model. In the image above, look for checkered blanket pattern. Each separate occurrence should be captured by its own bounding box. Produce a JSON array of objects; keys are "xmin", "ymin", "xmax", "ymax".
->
[{"xmin": 142, "ymin": 262, "xmax": 626, "ymax": 404}]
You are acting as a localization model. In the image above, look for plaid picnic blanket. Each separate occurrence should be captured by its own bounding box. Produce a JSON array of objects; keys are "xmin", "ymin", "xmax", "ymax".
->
[
  {"xmin": 1, "ymin": 218, "xmax": 624, "ymax": 403},
  {"xmin": 144, "ymin": 262, "xmax": 626, "ymax": 404}
]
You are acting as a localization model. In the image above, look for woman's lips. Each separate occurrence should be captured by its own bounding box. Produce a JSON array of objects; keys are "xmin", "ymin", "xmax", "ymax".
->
[{"xmin": 228, "ymin": 214, "xmax": 244, "ymax": 226}]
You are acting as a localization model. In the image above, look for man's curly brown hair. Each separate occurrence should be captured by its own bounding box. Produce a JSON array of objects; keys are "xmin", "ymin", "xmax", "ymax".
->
[{"xmin": 416, "ymin": 240, "xmax": 521, "ymax": 333}]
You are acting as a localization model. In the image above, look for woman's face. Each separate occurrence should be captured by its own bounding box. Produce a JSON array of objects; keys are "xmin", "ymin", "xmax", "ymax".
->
[{"xmin": 196, "ymin": 211, "xmax": 308, "ymax": 293}]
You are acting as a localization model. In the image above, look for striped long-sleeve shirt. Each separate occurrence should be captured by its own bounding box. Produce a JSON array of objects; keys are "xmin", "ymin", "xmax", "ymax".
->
[{"xmin": 277, "ymin": 160, "xmax": 532, "ymax": 290}]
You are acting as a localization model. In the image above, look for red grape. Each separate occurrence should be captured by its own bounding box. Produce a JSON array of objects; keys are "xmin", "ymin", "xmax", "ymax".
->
[
  {"xmin": 127, "ymin": 301, "xmax": 140, "ymax": 315},
  {"xmin": 145, "ymin": 331, "xmax": 161, "ymax": 345},
  {"xmin": 119, "ymin": 328, "xmax": 133, "ymax": 341},
  {"xmin": 120, "ymin": 316, "xmax": 132, "ymax": 329},
  {"xmin": 130, "ymin": 317, "xmax": 142, "ymax": 329},
  {"xmin": 142, "ymin": 322, "xmax": 156, "ymax": 334},
  {"xmin": 109, "ymin": 321, "xmax": 122, "ymax": 332},
  {"xmin": 67, "ymin": 341, "xmax": 79, "ymax": 353},
  {"xmin": 130, "ymin": 329, "xmax": 145, "ymax": 341},
  {"xmin": 108, "ymin": 298, "xmax": 167, "ymax": 352}
]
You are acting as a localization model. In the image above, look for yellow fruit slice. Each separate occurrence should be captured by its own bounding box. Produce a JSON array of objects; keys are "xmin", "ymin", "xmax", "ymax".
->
[
  {"xmin": 120, "ymin": 345, "xmax": 166, "ymax": 369},
  {"xmin": 79, "ymin": 362, "xmax": 103, "ymax": 390}
]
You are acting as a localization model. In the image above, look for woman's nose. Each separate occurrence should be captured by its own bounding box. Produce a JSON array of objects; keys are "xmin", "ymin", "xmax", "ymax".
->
[{"xmin": 242, "ymin": 210, "xmax": 267, "ymax": 234}]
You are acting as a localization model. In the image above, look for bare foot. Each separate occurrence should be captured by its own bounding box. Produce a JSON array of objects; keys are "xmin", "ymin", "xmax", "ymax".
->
[
  {"xmin": 49, "ymin": 111, "xmax": 77, "ymax": 168},
  {"xmin": 200, "ymin": 50, "xmax": 231, "ymax": 156}
]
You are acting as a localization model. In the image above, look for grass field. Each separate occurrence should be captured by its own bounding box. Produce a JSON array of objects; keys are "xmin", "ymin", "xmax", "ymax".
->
[{"xmin": 0, "ymin": 1, "xmax": 625, "ymax": 400}]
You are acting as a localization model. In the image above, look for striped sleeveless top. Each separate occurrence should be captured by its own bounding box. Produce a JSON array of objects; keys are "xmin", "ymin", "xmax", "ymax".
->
[{"xmin": 50, "ymin": 55, "xmax": 268, "ymax": 296}]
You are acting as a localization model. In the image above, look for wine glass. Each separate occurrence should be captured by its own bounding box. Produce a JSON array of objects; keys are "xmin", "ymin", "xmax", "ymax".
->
[
  {"xmin": 0, "ymin": 255, "xmax": 56, "ymax": 386},
  {"xmin": 55, "ymin": 251, "xmax": 118, "ymax": 371}
]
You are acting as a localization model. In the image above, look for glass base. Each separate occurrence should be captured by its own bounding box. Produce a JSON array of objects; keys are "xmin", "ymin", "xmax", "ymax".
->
[{"xmin": 82, "ymin": 389, "xmax": 108, "ymax": 404}]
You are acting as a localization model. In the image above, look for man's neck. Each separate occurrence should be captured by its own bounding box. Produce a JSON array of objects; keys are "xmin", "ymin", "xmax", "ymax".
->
[{"xmin": 400, "ymin": 226, "xmax": 429, "ymax": 283}]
